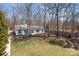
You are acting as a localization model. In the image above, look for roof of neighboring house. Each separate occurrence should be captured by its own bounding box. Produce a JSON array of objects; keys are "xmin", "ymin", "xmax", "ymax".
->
[
  {"xmin": 15, "ymin": 24, "xmax": 44, "ymax": 30},
  {"xmin": 15, "ymin": 25, "xmax": 27, "ymax": 30},
  {"xmin": 31, "ymin": 26, "xmax": 44, "ymax": 30}
]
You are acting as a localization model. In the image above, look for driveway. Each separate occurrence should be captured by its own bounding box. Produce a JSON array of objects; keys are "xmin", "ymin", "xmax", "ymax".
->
[{"xmin": 5, "ymin": 30, "xmax": 13, "ymax": 56}]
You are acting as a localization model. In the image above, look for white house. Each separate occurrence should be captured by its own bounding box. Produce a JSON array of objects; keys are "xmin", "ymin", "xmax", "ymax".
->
[{"xmin": 15, "ymin": 24, "xmax": 45, "ymax": 35}]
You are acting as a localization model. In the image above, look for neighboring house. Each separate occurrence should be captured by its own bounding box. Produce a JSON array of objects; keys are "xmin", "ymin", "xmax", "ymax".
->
[{"xmin": 15, "ymin": 24, "xmax": 45, "ymax": 35}]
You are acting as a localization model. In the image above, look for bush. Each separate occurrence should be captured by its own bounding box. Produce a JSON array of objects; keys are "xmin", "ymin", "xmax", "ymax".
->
[
  {"xmin": 48, "ymin": 38, "xmax": 73, "ymax": 48},
  {"xmin": 0, "ymin": 10, "xmax": 8, "ymax": 55}
]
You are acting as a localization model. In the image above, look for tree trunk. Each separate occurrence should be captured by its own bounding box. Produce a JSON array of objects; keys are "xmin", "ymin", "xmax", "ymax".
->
[{"xmin": 56, "ymin": 9, "xmax": 59, "ymax": 37}]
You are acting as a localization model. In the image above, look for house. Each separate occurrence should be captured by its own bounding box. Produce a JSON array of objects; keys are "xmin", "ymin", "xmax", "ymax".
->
[{"xmin": 15, "ymin": 24, "xmax": 45, "ymax": 36}]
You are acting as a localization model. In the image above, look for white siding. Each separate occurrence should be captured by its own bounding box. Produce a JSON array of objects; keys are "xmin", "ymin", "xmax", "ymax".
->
[
  {"xmin": 15, "ymin": 31, "xmax": 18, "ymax": 35},
  {"xmin": 22, "ymin": 30, "xmax": 25, "ymax": 35},
  {"xmin": 15, "ymin": 24, "xmax": 45, "ymax": 35},
  {"xmin": 31, "ymin": 30, "xmax": 36, "ymax": 35},
  {"xmin": 15, "ymin": 30, "xmax": 21, "ymax": 35}
]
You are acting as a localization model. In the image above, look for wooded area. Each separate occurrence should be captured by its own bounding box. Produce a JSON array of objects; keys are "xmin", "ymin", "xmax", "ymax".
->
[{"xmin": 5, "ymin": 3, "xmax": 79, "ymax": 37}]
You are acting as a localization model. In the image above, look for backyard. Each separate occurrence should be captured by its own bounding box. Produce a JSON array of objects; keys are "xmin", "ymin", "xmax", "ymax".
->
[{"xmin": 11, "ymin": 37, "xmax": 79, "ymax": 56}]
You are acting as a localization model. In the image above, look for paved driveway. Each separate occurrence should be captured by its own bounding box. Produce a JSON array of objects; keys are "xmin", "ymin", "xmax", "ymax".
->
[{"xmin": 5, "ymin": 30, "xmax": 13, "ymax": 56}]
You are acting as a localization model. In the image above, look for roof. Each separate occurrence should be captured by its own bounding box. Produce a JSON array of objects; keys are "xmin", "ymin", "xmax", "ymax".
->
[
  {"xmin": 15, "ymin": 24, "xmax": 44, "ymax": 30},
  {"xmin": 31, "ymin": 26, "xmax": 44, "ymax": 30}
]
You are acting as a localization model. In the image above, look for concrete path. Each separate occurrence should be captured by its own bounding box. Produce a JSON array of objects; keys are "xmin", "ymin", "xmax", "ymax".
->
[
  {"xmin": 5, "ymin": 37, "xmax": 11, "ymax": 56},
  {"xmin": 5, "ymin": 30, "xmax": 13, "ymax": 56}
]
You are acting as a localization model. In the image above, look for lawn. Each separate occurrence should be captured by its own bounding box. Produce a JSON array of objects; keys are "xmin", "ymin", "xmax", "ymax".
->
[{"xmin": 11, "ymin": 37, "xmax": 79, "ymax": 56}]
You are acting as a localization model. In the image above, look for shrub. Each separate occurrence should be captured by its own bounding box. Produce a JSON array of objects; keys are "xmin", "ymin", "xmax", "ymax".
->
[
  {"xmin": 0, "ymin": 10, "xmax": 8, "ymax": 55},
  {"xmin": 48, "ymin": 38, "xmax": 73, "ymax": 48}
]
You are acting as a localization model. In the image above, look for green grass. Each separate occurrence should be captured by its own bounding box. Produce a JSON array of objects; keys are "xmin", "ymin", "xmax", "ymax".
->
[{"xmin": 11, "ymin": 37, "xmax": 79, "ymax": 56}]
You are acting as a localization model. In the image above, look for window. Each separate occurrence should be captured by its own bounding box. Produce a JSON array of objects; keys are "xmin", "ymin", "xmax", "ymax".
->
[
  {"xmin": 24, "ymin": 30, "xmax": 26, "ymax": 33},
  {"xmin": 42, "ymin": 29, "xmax": 43, "ymax": 32},
  {"xmin": 18, "ymin": 30, "xmax": 21, "ymax": 34},
  {"xmin": 24, "ymin": 29, "xmax": 28, "ymax": 33},
  {"xmin": 31, "ymin": 30, "xmax": 34, "ymax": 33},
  {"xmin": 36, "ymin": 29, "xmax": 39, "ymax": 32}
]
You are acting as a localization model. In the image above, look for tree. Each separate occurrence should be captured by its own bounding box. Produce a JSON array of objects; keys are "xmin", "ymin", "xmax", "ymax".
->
[
  {"xmin": 53, "ymin": 3, "xmax": 65, "ymax": 37},
  {"xmin": 70, "ymin": 4, "xmax": 76, "ymax": 34},
  {"xmin": 62, "ymin": 4, "xmax": 71, "ymax": 32},
  {"xmin": 0, "ymin": 10, "xmax": 8, "ymax": 55}
]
